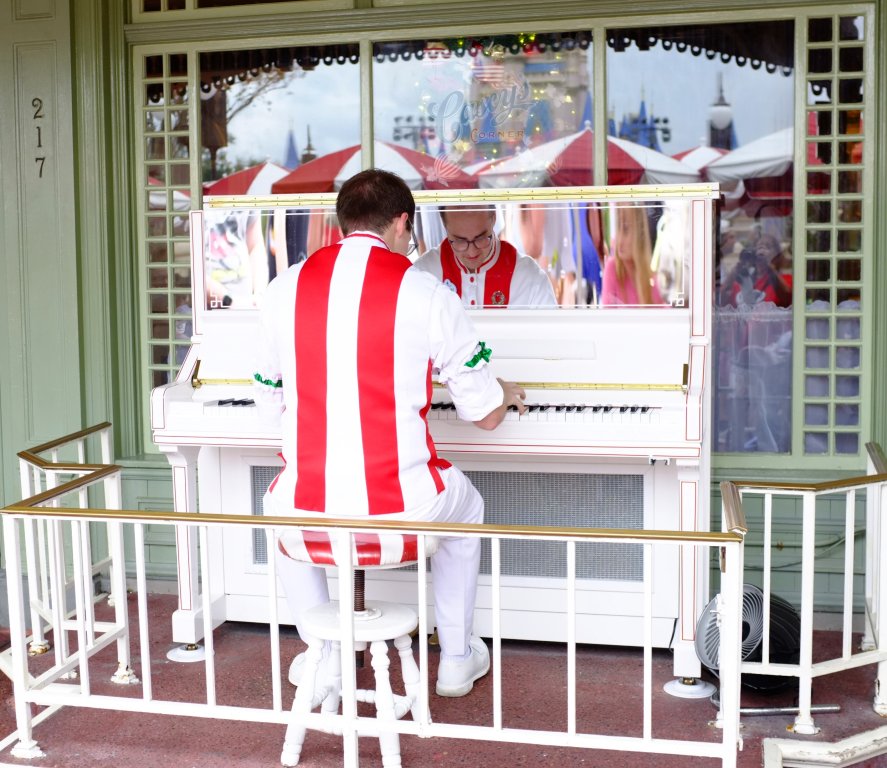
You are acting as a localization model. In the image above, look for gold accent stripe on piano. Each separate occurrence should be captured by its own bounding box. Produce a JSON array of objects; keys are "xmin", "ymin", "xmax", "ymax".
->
[
  {"xmin": 193, "ymin": 378, "xmax": 255, "ymax": 386},
  {"xmin": 192, "ymin": 378, "xmax": 684, "ymax": 392},
  {"xmin": 204, "ymin": 183, "xmax": 720, "ymax": 209}
]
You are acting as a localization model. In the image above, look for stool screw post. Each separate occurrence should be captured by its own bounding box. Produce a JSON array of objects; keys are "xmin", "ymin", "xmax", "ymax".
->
[{"xmin": 355, "ymin": 569, "xmax": 366, "ymax": 668}]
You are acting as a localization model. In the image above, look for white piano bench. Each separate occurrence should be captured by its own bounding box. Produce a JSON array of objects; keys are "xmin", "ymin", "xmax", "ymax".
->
[{"xmin": 280, "ymin": 532, "xmax": 438, "ymax": 768}]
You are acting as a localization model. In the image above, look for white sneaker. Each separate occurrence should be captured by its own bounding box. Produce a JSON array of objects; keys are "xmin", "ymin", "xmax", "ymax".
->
[{"xmin": 435, "ymin": 636, "xmax": 490, "ymax": 697}]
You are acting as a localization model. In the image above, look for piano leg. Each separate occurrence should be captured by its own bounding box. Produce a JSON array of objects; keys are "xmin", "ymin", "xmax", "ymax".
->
[
  {"xmin": 161, "ymin": 445, "xmax": 209, "ymax": 648},
  {"xmin": 665, "ymin": 467, "xmax": 713, "ymax": 699}
]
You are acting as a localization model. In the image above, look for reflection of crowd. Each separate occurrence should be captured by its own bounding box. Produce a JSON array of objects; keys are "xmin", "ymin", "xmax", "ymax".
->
[
  {"xmin": 600, "ymin": 205, "xmax": 664, "ymax": 306},
  {"xmin": 203, "ymin": 209, "xmax": 268, "ymax": 309},
  {"xmin": 410, "ymin": 201, "xmax": 680, "ymax": 308},
  {"xmin": 714, "ymin": 222, "xmax": 794, "ymax": 455},
  {"xmin": 718, "ymin": 230, "xmax": 792, "ymax": 308}
]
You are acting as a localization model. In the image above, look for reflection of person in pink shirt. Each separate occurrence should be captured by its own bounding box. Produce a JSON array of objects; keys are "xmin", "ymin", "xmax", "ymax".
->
[{"xmin": 600, "ymin": 205, "xmax": 663, "ymax": 306}]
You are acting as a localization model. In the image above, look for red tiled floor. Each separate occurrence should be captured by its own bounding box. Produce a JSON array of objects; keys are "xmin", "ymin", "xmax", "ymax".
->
[{"xmin": 0, "ymin": 593, "xmax": 884, "ymax": 767}]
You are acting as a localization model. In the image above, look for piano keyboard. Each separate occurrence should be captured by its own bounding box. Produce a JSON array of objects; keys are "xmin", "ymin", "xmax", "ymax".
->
[{"xmin": 429, "ymin": 401, "xmax": 661, "ymax": 424}]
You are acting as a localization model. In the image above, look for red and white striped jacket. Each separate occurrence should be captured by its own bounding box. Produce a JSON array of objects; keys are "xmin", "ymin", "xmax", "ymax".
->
[{"xmin": 254, "ymin": 232, "xmax": 502, "ymax": 517}]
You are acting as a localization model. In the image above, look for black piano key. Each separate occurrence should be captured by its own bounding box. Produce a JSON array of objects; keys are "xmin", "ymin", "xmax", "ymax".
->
[
  {"xmin": 233, "ymin": 398, "xmax": 254, "ymax": 406},
  {"xmin": 507, "ymin": 404, "xmax": 518, "ymax": 411},
  {"xmin": 641, "ymin": 406, "xmax": 651, "ymax": 413},
  {"xmin": 555, "ymin": 405, "xmax": 566, "ymax": 412},
  {"xmin": 528, "ymin": 404, "xmax": 540, "ymax": 412},
  {"xmin": 539, "ymin": 405, "xmax": 550, "ymax": 412},
  {"xmin": 630, "ymin": 406, "xmax": 640, "ymax": 413},
  {"xmin": 575, "ymin": 405, "xmax": 586, "ymax": 412},
  {"xmin": 619, "ymin": 406, "xmax": 629, "ymax": 413},
  {"xmin": 592, "ymin": 405, "xmax": 602, "ymax": 413},
  {"xmin": 218, "ymin": 399, "xmax": 235, "ymax": 406},
  {"xmin": 603, "ymin": 406, "xmax": 613, "ymax": 413},
  {"xmin": 566, "ymin": 405, "xmax": 577, "ymax": 412}
]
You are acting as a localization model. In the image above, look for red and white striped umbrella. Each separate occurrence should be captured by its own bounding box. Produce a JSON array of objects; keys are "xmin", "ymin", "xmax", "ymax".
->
[
  {"xmin": 671, "ymin": 144, "xmax": 728, "ymax": 173},
  {"xmin": 203, "ymin": 161, "xmax": 291, "ymax": 196},
  {"xmin": 270, "ymin": 141, "xmax": 476, "ymax": 193},
  {"xmin": 477, "ymin": 127, "xmax": 699, "ymax": 188},
  {"xmin": 704, "ymin": 127, "xmax": 795, "ymax": 183}
]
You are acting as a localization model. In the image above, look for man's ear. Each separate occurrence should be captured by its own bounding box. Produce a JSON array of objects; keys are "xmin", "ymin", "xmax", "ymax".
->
[{"xmin": 398, "ymin": 211, "xmax": 411, "ymax": 237}]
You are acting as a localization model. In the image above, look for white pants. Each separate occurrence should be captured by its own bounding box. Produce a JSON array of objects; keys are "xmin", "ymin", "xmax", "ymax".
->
[{"xmin": 272, "ymin": 465, "xmax": 483, "ymax": 658}]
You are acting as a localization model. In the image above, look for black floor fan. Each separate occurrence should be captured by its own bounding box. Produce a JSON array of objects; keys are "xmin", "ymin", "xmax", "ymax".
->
[{"xmin": 695, "ymin": 583, "xmax": 801, "ymax": 695}]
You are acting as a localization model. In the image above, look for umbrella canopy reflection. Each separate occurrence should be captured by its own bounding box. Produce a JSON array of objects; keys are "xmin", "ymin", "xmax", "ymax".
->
[
  {"xmin": 477, "ymin": 127, "xmax": 699, "ymax": 188},
  {"xmin": 270, "ymin": 141, "xmax": 477, "ymax": 193},
  {"xmin": 203, "ymin": 161, "xmax": 291, "ymax": 196}
]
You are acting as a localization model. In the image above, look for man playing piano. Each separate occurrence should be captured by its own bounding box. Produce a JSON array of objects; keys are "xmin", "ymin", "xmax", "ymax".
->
[
  {"xmin": 414, "ymin": 205, "xmax": 557, "ymax": 308},
  {"xmin": 253, "ymin": 169, "xmax": 527, "ymax": 698}
]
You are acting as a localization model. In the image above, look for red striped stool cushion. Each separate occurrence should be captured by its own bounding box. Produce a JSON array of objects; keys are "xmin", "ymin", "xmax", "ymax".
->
[{"xmin": 279, "ymin": 530, "xmax": 437, "ymax": 567}]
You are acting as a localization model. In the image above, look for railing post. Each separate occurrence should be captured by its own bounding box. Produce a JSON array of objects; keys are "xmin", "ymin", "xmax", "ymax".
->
[
  {"xmin": 793, "ymin": 490, "xmax": 819, "ymax": 734},
  {"xmin": 2, "ymin": 515, "xmax": 44, "ymax": 759},
  {"xmin": 718, "ymin": 540, "xmax": 743, "ymax": 768},
  {"xmin": 874, "ymin": 477, "xmax": 887, "ymax": 716}
]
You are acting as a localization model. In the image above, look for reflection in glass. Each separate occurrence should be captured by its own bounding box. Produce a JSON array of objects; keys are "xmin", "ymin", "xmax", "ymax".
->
[
  {"xmin": 372, "ymin": 33, "xmax": 593, "ymax": 189},
  {"xmin": 199, "ymin": 197, "xmax": 694, "ymax": 312},
  {"xmin": 805, "ymin": 258, "xmax": 830, "ymax": 282},
  {"xmin": 198, "ymin": 45, "xmax": 360, "ymax": 194}
]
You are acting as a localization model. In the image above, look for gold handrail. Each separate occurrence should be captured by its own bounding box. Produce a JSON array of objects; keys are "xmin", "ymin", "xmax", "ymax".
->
[
  {"xmin": 719, "ymin": 481, "xmax": 748, "ymax": 535},
  {"xmin": 734, "ymin": 471, "xmax": 887, "ymax": 494},
  {"xmin": 16, "ymin": 422, "xmax": 112, "ymax": 461},
  {"xmin": 867, "ymin": 442, "xmax": 887, "ymax": 475},
  {"xmin": 1, "ymin": 501, "xmax": 744, "ymax": 546}
]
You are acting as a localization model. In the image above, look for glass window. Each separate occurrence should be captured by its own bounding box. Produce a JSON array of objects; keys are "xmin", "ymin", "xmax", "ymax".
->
[
  {"xmin": 606, "ymin": 22, "xmax": 795, "ymax": 453},
  {"xmin": 200, "ymin": 45, "xmax": 360, "ymax": 191},
  {"xmin": 197, "ymin": 46, "xmax": 361, "ymax": 310}
]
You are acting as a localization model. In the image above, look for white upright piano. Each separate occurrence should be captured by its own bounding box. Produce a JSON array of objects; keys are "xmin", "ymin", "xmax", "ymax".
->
[{"xmin": 151, "ymin": 185, "xmax": 717, "ymax": 678}]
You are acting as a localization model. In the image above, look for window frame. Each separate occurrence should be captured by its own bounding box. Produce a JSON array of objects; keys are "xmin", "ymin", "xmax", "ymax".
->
[{"xmin": 128, "ymin": 1, "xmax": 877, "ymax": 472}]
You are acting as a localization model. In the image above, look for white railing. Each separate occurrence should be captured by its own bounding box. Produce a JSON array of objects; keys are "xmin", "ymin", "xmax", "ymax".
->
[
  {"xmin": 9, "ymin": 423, "xmax": 132, "ymax": 676},
  {"xmin": 730, "ymin": 442, "xmax": 887, "ymax": 735},
  {"xmin": 0, "ymin": 425, "xmax": 747, "ymax": 767}
]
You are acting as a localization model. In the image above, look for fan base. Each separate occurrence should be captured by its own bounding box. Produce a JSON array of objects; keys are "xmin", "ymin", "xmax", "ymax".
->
[{"xmin": 663, "ymin": 677, "xmax": 717, "ymax": 699}]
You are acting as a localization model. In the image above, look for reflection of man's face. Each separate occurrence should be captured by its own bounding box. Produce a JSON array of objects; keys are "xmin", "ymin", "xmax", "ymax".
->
[{"xmin": 443, "ymin": 210, "xmax": 496, "ymax": 271}]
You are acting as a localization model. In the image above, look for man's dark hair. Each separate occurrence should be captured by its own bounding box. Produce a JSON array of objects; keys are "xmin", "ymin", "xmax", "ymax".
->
[
  {"xmin": 336, "ymin": 169, "xmax": 415, "ymax": 235},
  {"xmin": 439, "ymin": 203, "xmax": 494, "ymax": 226}
]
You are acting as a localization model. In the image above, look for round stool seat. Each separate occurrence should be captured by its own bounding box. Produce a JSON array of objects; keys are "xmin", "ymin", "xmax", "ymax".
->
[{"xmin": 303, "ymin": 600, "xmax": 418, "ymax": 643}]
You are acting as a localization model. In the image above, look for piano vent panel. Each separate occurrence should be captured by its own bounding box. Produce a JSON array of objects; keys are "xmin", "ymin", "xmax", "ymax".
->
[
  {"xmin": 251, "ymin": 466, "xmax": 279, "ymax": 565},
  {"xmin": 467, "ymin": 471, "xmax": 644, "ymax": 582},
  {"xmin": 250, "ymin": 467, "xmax": 644, "ymax": 583}
]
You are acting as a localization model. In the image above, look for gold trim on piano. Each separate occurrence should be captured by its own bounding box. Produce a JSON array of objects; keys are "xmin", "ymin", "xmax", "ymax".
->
[
  {"xmin": 190, "ymin": 378, "xmax": 684, "ymax": 392},
  {"xmin": 193, "ymin": 377, "xmax": 254, "ymax": 387},
  {"xmin": 204, "ymin": 183, "xmax": 720, "ymax": 209}
]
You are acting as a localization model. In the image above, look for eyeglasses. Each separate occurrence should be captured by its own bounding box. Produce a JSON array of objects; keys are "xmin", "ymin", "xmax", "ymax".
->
[{"xmin": 448, "ymin": 233, "xmax": 494, "ymax": 253}]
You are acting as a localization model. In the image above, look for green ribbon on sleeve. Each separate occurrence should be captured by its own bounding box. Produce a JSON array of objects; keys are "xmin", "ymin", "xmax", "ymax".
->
[
  {"xmin": 253, "ymin": 372, "xmax": 283, "ymax": 388},
  {"xmin": 464, "ymin": 341, "xmax": 492, "ymax": 369}
]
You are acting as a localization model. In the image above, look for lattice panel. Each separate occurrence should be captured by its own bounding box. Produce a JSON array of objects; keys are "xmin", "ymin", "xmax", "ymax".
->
[
  {"xmin": 801, "ymin": 13, "xmax": 868, "ymax": 457},
  {"xmin": 139, "ymin": 51, "xmax": 193, "ymax": 391}
]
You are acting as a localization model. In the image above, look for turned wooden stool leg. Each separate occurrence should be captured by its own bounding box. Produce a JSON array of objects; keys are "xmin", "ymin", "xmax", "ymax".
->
[
  {"xmin": 370, "ymin": 638, "xmax": 402, "ymax": 768},
  {"xmin": 281, "ymin": 639, "xmax": 325, "ymax": 767},
  {"xmin": 394, "ymin": 633, "xmax": 422, "ymax": 722},
  {"xmin": 321, "ymin": 640, "xmax": 342, "ymax": 716}
]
